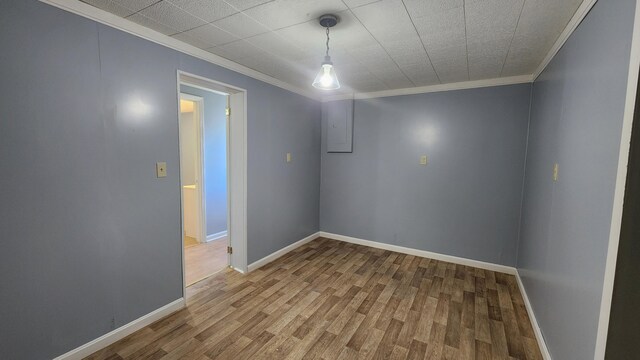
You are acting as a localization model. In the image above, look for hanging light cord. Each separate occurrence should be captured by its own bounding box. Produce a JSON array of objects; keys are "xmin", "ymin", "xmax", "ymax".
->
[{"xmin": 325, "ymin": 27, "xmax": 330, "ymax": 57}]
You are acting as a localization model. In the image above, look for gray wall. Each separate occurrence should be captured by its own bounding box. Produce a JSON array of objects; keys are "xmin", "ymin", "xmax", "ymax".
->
[
  {"xmin": 0, "ymin": 0, "xmax": 320, "ymax": 358},
  {"xmin": 180, "ymin": 85, "xmax": 228, "ymax": 236},
  {"xmin": 320, "ymin": 84, "xmax": 532, "ymax": 266},
  {"xmin": 517, "ymin": 0, "xmax": 637, "ymax": 358}
]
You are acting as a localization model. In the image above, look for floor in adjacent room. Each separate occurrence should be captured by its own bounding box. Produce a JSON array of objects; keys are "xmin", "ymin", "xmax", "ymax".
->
[
  {"xmin": 184, "ymin": 236, "xmax": 228, "ymax": 286},
  {"xmin": 87, "ymin": 238, "xmax": 542, "ymax": 360}
]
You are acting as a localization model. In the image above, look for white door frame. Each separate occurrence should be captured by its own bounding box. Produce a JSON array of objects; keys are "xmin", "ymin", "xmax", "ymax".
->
[
  {"xmin": 178, "ymin": 93, "xmax": 206, "ymax": 245},
  {"xmin": 177, "ymin": 71, "xmax": 248, "ymax": 297}
]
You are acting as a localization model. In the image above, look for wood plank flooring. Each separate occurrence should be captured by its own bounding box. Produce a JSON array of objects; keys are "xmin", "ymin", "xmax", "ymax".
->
[
  {"xmin": 185, "ymin": 237, "xmax": 228, "ymax": 286},
  {"xmin": 87, "ymin": 238, "xmax": 542, "ymax": 360}
]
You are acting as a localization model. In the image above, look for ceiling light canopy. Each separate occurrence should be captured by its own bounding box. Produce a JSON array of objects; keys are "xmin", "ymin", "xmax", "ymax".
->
[{"xmin": 312, "ymin": 14, "xmax": 340, "ymax": 91}]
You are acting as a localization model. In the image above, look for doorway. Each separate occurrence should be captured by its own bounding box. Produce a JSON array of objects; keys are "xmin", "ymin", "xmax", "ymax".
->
[
  {"xmin": 179, "ymin": 91, "xmax": 228, "ymax": 286},
  {"xmin": 178, "ymin": 71, "xmax": 248, "ymax": 296}
]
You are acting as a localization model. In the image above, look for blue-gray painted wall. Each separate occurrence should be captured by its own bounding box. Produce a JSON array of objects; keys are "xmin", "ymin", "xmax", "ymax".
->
[
  {"xmin": 0, "ymin": 1, "xmax": 320, "ymax": 358},
  {"xmin": 180, "ymin": 85, "xmax": 228, "ymax": 236},
  {"xmin": 518, "ymin": 0, "xmax": 637, "ymax": 359},
  {"xmin": 320, "ymin": 84, "xmax": 532, "ymax": 266}
]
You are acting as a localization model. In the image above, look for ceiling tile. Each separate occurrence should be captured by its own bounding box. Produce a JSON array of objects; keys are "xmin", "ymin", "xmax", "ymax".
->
[
  {"xmin": 241, "ymin": 0, "xmax": 348, "ymax": 30},
  {"xmin": 81, "ymin": 0, "xmax": 136, "ymax": 17},
  {"xmin": 79, "ymin": 0, "xmax": 587, "ymax": 94},
  {"xmin": 275, "ymin": 20, "xmax": 333, "ymax": 54},
  {"xmin": 245, "ymin": 32, "xmax": 310, "ymax": 60},
  {"xmin": 465, "ymin": 0, "xmax": 524, "ymax": 43},
  {"xmin": 127, "ymin": 13, "xmax": 181, "ymax": 35},
  {"xmin": 343, "ymin": 0, "xmax": 382, "ymax": 8},
  {"xmin": 137, "ymin": 1, "xmax": 207, "ymax": 33},
  {"xmin": 212, "ymin": 12, "xmax": 270, "ymax": 39},
  {"xmin": 113, "ymin": 0, "xmax": 159, "ymax": 12},
  {"xmin": 400, "ymin": 62, "xmax": 439, "ymax": 86},
  {"xmin": 465, "ymin": 0, "xmax": 524, "ymax": 79},
  {"xmin": 467, "ymin": 38, "xmax": 511, "ymax": 79},
  {"xmin": 222, "ymin": 0, "xmax": 275, "ymax": 11},
  {"xmin": 172, "ymin": 31, "xmax": 216, "ymax": 49},
  {"xmin": 210, "ymin": 40, "xmax": 271, "ymax": 61},
  {"xmin": 502, "ymin": 0, "xmax": 582, "ymax": 76},
  {"xmin": 168, "ymin": 0, "xmax": 238, "ymax": 22},
  {"xmin": 413, "ymin": 6, "xmax": 466, "ymax": 49},
  {"xmin": 351, "ymin": 0, "xmax": 416, "ymax": 42},
  {"xmin": 403, "ymin": 0, "xmax": 463, "ymax": 19},
  {"xmin": 175, "ymin": 24, "xmax": 239, "ymax": 47}
]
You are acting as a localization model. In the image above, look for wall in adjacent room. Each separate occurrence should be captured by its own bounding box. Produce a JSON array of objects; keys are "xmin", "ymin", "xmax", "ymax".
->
[
  {"xmin": 0, "ymin": 1, "xmax": 320, "ymax": 358},
  {"xmin": 517, "ymin": 0, "xmax": 637, "ymax": 358},
  {"xmin": 320, "ymin": 84, "xmax": 532, "ymax": 267},
  {"xmin": 180, "ymin": 85, "xmax": 228, "ymax": 236},
  {"xmin": 179, "ymin": 111, "xmax": 197, "ymax": 185}
]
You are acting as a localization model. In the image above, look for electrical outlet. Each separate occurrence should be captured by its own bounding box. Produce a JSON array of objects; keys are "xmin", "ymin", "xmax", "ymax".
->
[
  {"xmin": 156, "ymin": 162, "xmax": 167, "ymax": 178},
  {"xmin": 420, "ymin": 155, "xmax": 428, "ymax": 165}
]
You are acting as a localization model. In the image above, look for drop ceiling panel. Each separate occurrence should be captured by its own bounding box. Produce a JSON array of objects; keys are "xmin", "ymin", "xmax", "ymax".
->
[
  {"xmin": 465, "ymin": 0, "xmax": 525, "ymax": 79},
  {"xmin": 138, "ymin": 1, "xmax": 206, "ymax": 33},
  {"xmin": 502, "ymin": 0, "xmax": 583, "ymax": 76},
  {"xmin": 245, "ymin": 32, "xmax": 310, "ymax": 60},
  {"xmin": 209, "ymin": 40, "xmax": 267, "ymax": 61},
  {"xmin": 168, "ymin": 0, "xmax": 237, "ymax": 22},
  {"xmin": 212, "ymin": 12, "xmax": 269, "ymax": 38},
  {"xmin": 241, "ymin": 0, "xmax": 348, "ymax": 30},
  {"xmin": 109, "ymin": 0, "xmax": 159, "ymax": 12},
  {"xmin": 173, "ymin": 24, "xmax": 239, "ymax": 47},
  {"xmin": 80, "ymin": 0, "xmax": 585, "ymax": 95},
  {"xmin": 221, "ymin": 0, "xmax": 274, "ymax": 12},
  {"xmin": 81, "ymin": 0, "xmax": 136, "ymax": 17},
  {"xmin": 127, "ymin": 13, "xmax": 181, "ymax": 35}
]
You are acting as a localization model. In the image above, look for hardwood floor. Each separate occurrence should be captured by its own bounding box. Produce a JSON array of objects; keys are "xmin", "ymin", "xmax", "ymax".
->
[
  {"xmin": 185, "ymin": 238, "xmax": 228, "ymax": 286},
  {"xmin": 87, "ymin": 238, "xmax": 542, "ymax": 360}
]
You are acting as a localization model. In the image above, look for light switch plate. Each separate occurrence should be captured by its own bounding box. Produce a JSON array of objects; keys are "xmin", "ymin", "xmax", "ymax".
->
[
  {"xmin": 156, "ymin": 162, "xmax": 167, "ymax": 178},
  {"xmin": 286, "ymin": 153, "xmax": 292, "ymax": 163},
  {"xmin": 553, "ymin": 163, "xmax": 559, "ymax": 181},
  {"xmin": 420, "ymin": 155, "xmax": 428, "ymax": 165}
]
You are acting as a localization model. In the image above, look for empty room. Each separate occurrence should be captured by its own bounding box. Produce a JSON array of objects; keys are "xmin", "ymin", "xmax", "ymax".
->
[{"xmin": 2, "ymin": 0, "xmax": 640, "ymax": 359}]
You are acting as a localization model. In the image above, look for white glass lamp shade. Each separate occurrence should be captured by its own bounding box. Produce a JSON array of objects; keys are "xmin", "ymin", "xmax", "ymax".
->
[{"xmin": 312, "ymin": 60, "xmax": 340, "ymax": 90}]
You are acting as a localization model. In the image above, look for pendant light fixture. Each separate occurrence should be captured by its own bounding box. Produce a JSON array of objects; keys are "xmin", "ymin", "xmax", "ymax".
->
[{"xmin": 312, "ymin": 14, "xmax": 340, "ymax": 90}]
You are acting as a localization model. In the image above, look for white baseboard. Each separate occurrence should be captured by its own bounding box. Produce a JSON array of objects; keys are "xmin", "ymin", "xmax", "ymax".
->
[
  {"xmin": 53, "ymin": 298, "xmax": 185, "ymax": 360},
  {"xmin": 247, "ymin": 232, "xmax": 321, "ymax": 272},
  {"xmin": 319, "ymin": 231, "xmax": 517, "ymax": 275},
  {"xmin": 515, "ymin": 271, "xmax": 552, "ymax": 360},
  {"xmin": 206, "ymin": 230, "xmax": 227, "ymax": 242}
]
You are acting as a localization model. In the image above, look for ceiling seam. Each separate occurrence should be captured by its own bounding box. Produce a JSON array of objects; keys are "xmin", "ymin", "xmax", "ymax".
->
[
  {"xmin": 124, "ymin": 0, "xmax": 162, "ymax": 19},
  {"xmin": 342, "ymin": 1, "xmax": 417, "ymax": 88},
  {"xmin": 499, "ymin": 0, "xmax": 527, "ymax": 77},
  {"xmin": 462, "ymin": 0, "xmax": 470, "ymax": 81},
  {"xmin": 399, "ymin": 0, "xmax": 442, "ymax": 84}
]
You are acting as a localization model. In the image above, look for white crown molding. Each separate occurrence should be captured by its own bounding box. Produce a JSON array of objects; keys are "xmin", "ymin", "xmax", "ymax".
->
[
  {"xmin": 39, "ymin": 0, "xmax": 320, "ymax": 100},
  {"xmin": 53, "ymin": 298, "xmax": 185, "ymax": 360},
  {"xmin": 321, "ymin": 75, "xmax": 534, "ymax": 102},
  {"xmin": 532, "ymin": 0, "xmax": 598, "ymax": 79},
  {"xmin": 515, "ymin": 271, "xmax": 553, "ymax": 360}
]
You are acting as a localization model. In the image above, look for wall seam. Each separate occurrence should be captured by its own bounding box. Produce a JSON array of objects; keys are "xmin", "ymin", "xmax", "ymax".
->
[{"xmin": 514, "ymin": 83, "xmax": 535, "ymax": 268}]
